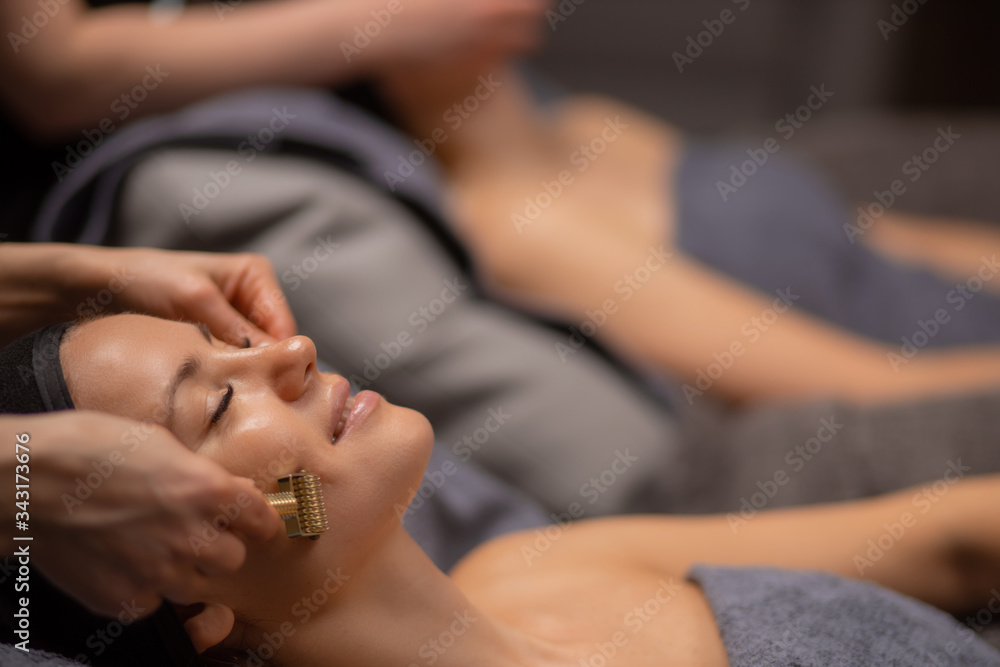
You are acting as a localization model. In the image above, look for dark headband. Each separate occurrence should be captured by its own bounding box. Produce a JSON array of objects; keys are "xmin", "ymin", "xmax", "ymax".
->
[
  {"xmin": 0, "ymin": 323, "xmax": 75, "ymax": 416},
  {"xmin": 0, "ymin": 322, "xmax": 199, "ymax": 666}
]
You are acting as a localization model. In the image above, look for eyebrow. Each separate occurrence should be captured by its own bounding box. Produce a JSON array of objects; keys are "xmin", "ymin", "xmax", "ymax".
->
[{"xmin": 163, "ymin": 323, "xmax": 213, "ymax": 430}]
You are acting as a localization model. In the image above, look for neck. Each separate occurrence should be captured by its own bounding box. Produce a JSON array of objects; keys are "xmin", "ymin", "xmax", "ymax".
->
[{"xmin": 283, "ymin": 526, "xmax": 570, "ymax": 667}]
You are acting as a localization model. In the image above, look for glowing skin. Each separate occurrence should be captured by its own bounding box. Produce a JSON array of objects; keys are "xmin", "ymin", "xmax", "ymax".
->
[
  {"xmin": 61, "ymin": 314, "xmax": 435, "ymax": 651},
  {"xmin": 58, "ymin": 314, "xmax": 1000, "ymax": 666}
]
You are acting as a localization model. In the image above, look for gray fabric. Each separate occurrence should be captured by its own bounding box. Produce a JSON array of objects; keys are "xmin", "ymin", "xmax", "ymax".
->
[
  {"xmin": 114, "ymin": 148, "xmax": 682, "ymax": 530},
  {"xmin": 405, "ymin": 448, "xmax": 549, "ymax": 571},
  {"xmin": 31, "ymin": 87, "xmax": 450, "ymax": 245},
  {"xmin": 0, "ymin": 645, "xmax": 85, "ymax": 666},
  {"xmin": 675, "ymin": 142, "xmax": 1000, "ymax": 347},
  {"xmin": 115, "ymin": 147, "xmax": 1000, "ymax": 524},
  {"xmin": 689, "ymin": 565, "xmax": 1000, "ymax": 666},
  {"xmin": 667, "ymin": 385, "xmax": 1000, "ymax": 515}
]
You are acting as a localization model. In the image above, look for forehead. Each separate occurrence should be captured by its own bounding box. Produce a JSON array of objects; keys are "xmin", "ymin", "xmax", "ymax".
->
[{"xmin": 61, "ymin": 315, "xmax": 201, "ymax": 423}]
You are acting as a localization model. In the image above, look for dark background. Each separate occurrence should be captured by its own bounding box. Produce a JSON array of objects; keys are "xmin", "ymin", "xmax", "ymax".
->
[{"xmin": 529, "ymin": 0, "xmax": 1000, "ymax": 221}]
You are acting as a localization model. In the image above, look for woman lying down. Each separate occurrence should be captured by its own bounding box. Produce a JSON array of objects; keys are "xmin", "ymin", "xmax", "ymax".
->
[{"xmin": 10, "ymin": 313, "xmax": 1000, "ymax": 666}]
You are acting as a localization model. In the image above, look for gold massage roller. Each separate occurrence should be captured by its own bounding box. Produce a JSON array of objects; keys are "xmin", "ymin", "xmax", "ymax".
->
[{"xmin": 264, "ymin": 470, "xmax": 329, "ymax": 539}]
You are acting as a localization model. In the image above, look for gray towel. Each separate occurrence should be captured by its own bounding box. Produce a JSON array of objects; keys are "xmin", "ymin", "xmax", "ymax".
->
[
  {"xmin": 689, "ymin": 565, "xmax": 1000, "ymax": 666},
  {"xmin": 0, "ymin": 645, "xmax": 84, "ymax": 666}
]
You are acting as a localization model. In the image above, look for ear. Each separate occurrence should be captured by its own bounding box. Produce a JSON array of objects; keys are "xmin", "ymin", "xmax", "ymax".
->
[{"xmin": 178, "ymin": 602, "xmax": 236, "ymax": 654}]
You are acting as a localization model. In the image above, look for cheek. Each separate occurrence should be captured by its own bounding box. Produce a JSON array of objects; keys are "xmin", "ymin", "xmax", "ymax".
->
[
  {"xmin": 204, "ymin": 409, "xmax": 318, "ymax": 492},
  {"xmin": 200, "ymin": 404, "xmax": 434, "ymax": 621}
]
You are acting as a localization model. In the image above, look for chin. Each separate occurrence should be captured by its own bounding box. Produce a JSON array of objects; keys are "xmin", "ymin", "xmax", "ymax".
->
[
  {"xmin": 378, "ymin": 404, "xmax": 435, "ymax": 516},
  {"xmin": 398, "ymin": 406, "xmax": 435, "ymax": 483}
]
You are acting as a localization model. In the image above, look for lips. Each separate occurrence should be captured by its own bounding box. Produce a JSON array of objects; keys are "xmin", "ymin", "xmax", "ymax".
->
[
  {"xmin": 332, "ymin": 396, "xmax": 356, "ymax": 442},
  {"xmin": 329, "ymin": 377, "xmax": 352, "ymax": 444},
  {"xmin": 329, "ymin": 379, "xmax": 379, "ymax": 445}
]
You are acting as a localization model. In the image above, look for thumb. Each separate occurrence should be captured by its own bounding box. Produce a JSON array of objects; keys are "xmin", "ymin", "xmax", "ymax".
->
[{"xmin": 187, "ymin": 292, "xmax": 275, "ymax": 347}]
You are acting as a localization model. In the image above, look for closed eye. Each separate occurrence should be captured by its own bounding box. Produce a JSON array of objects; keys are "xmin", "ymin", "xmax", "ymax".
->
[{"xmin": 211, "ymin": 384, "xmax": 234, "ymax": 425}]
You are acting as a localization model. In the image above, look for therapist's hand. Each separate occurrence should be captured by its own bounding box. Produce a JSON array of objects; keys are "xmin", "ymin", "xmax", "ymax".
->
[
  {"xmin": 95, "ymin": 247, "xmax": 297, "ymax": 346},
  {"xmin": 0, "ymin": 244, "xmax": 297, "ymax": 347},
  {"xmin": 2, "ymin": 412, "xmax": 282, "ymax": 618}
]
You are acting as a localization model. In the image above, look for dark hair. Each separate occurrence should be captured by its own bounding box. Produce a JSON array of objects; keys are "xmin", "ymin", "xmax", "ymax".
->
[
  {"xmin": 195, "ymin": 621, "xmax": 283, "ymax": 667},
  {"xmin": 0, "ymin": 322, "xmax": 200, "ymax": 665}
]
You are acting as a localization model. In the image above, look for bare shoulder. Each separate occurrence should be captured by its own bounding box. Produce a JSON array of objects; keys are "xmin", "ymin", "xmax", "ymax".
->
[
  {"xmin": 450, "ymin": 516, "xmax": 695, "ymax": 582},
  {"xmin": 449, "ymin": 519, "xmax": 731, "ymax": 666}
]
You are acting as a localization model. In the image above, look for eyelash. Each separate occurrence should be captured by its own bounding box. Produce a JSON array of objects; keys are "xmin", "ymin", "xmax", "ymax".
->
[
  {"xmin": 211, "ymin": 384, "xmax": 234, "ymax": 425},
  {"xmin": 206, "ymin": 337, "xmax": 246, "ymax": 428}
]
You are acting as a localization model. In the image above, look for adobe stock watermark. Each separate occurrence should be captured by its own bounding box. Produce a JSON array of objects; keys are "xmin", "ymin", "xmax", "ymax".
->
[
  {"xmin": 384, "ymin": 74, "xmax": 503, "ymax": 191},
  {"xmin": 15, "ymin": 270, "xmax": 139, "ymax": 388},
  {"xmin": 521, "ymin": 449, "xmax": 640, "ymax": 565},
  {"xmin": 349, "ymin": 277, "xmax": 468, "ymax": 390},
  {"xmin": 178, "ymin": 106, "xmax": 298, "ymax": 224},
  {"xmin": 76, "ymin": 269, "xmax": 137, "ymax": 319},
  {"xmin": 545, "ymin": 0, "xmax": 590, "ymax": 31},
  {"xmin": 407, "ymin": 610, "xmax": 479, "ymax": 667},
  {"xmin": 238, "ymin": 566, "xmax": 350, "ymax": 667},
  {"xmin": 555, "ymin": 244, "xmax": 673, "ymax": 363},
  {"xmin": 227, "ymin": 286, "xmax": 293, "ymax": 347},
  {"xmin": 672, "ymin": 0, "xmax": 752, "ymax": 73},
  {"xmin": 451, "ymin": 407, "xmax": 513, "ymax": 463},
  {"xmin": 682, "ymin": 287, "xmax": 799, "ymax": 404},
  {"xmin": 396, "ymin": 407, "xmax": 513, "ymax": 524},
  {"xmin": 188, "ymin": 493, "xmax": 262, "ymax": 555},
  {"xmin": 51, "ymin": 66, "xmax": 170, "ymax": 182},
  {"xmin": 66, "ymin": 598, "xmax": 147, "ymax": 664},
  {"xmin": 339, "ymin": 0, "xmax": 412, "ymax": 62},
  {"xmin": 59, "ymin": 406, "xmax": 180, "ymax": 514},
  {"xmin": 281, "ymin": 237, "xmax": 342, "ymax": 291},
  {"xmin": 726, "ymin": 415, "xmax": 844, "ymax": 533},
  {"xmin": 877, "ymin": 0, "xmax": 931, "ymax": 41},
  {"xmin": 887, "ymin": 255, "xmax": 1000, "ymax": 371},
  {"xmin": 213, "ymin": 0, "xmax": 245, "ymax": 20},
  {"xmin": 854, "ymin": 459, "xmax": 970, "ymax": 575},
  {"xmin": 716, "ymin": 84, "xmax": 835, "ymax": 201},
  {"xmin": 512, "ymin": 115, "xmax": 630, "ymax": 233},
  {"xmin": 578, "ymin": 579, "xmax": 683, "ymax": 667},
  {"xmin": 844, "ymin": 126, "xmax": 961, "ymax": 243},
  {"xmin": 396, "ymin": 457, "xmax": 461, "ymax": 525},
  {"xmin": 7, "ymin": 0, "xmax": 72, "ymax": 53},
  {"xmin": 179, "ymin": 106, "xmax": 296, "ymax": 223}
]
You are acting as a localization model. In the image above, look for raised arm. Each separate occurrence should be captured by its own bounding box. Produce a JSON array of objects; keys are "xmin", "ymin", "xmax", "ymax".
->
[
  {"xmin": 596, "ymin": 250, "xmax": 1000, "ymax": 404},
  {"xmin": 466, "ymin": 207, "xmax": 1000, "ymax": 404},
  {"xmin": 584, "ymin": 471, "xmax": 999, "ymax": 614},
  {"xmin": 0, "ymin": 0, "xmax": 546, "ymax": 138}
]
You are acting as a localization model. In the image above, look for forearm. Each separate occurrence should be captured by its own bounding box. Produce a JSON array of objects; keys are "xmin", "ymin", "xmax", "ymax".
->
[
  {"xmin": 597, "ymin": 476, "xmax": 997, "ymax": 614},
  {"xmin": 0, "ymin": 244, "xmax": 108, "ymax": 344},
  {"xmin": 3, "ymin": 0, "xmax": 390, "ymax": 137},
  {"xmin": 596, "ymin": 252, "xmax": 1000, "ymax": 404}
]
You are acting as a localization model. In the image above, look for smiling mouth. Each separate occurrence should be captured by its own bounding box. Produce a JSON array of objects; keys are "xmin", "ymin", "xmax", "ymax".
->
[{"xmin": 332, "ymin": 395, "xmax": 356, "ymax": 443}]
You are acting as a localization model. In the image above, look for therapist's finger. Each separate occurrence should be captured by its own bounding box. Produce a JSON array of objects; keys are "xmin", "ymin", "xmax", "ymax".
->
[
  {"xmin": 214, "ymin": 254, "xmax": 297, "ymax": 342},
  {"xmin": 223, "ymin": 476, "xmax": 283, "ymax": 543},
  {"xmin": 189, "ymin": 530, "xmax": 248, "ymax": 579},
  {"xmin": 189, "ymin": 289, "xmax": 276, "ymax": 347}
]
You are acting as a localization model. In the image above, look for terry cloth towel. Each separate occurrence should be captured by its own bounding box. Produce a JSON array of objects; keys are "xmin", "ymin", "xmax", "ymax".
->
[
  {"xmin": 0, "ymin": 645, "xmax": 86, "ymax": 666},
  {"xmin": 689, "ymin": 565, "xmax": 1000, "ymax": 666}
]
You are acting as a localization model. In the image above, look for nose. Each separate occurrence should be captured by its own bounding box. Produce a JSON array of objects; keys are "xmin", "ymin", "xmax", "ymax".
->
[{"xmin": 259, "ymin": 335, "xmax": 317, "ymax": 402}]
